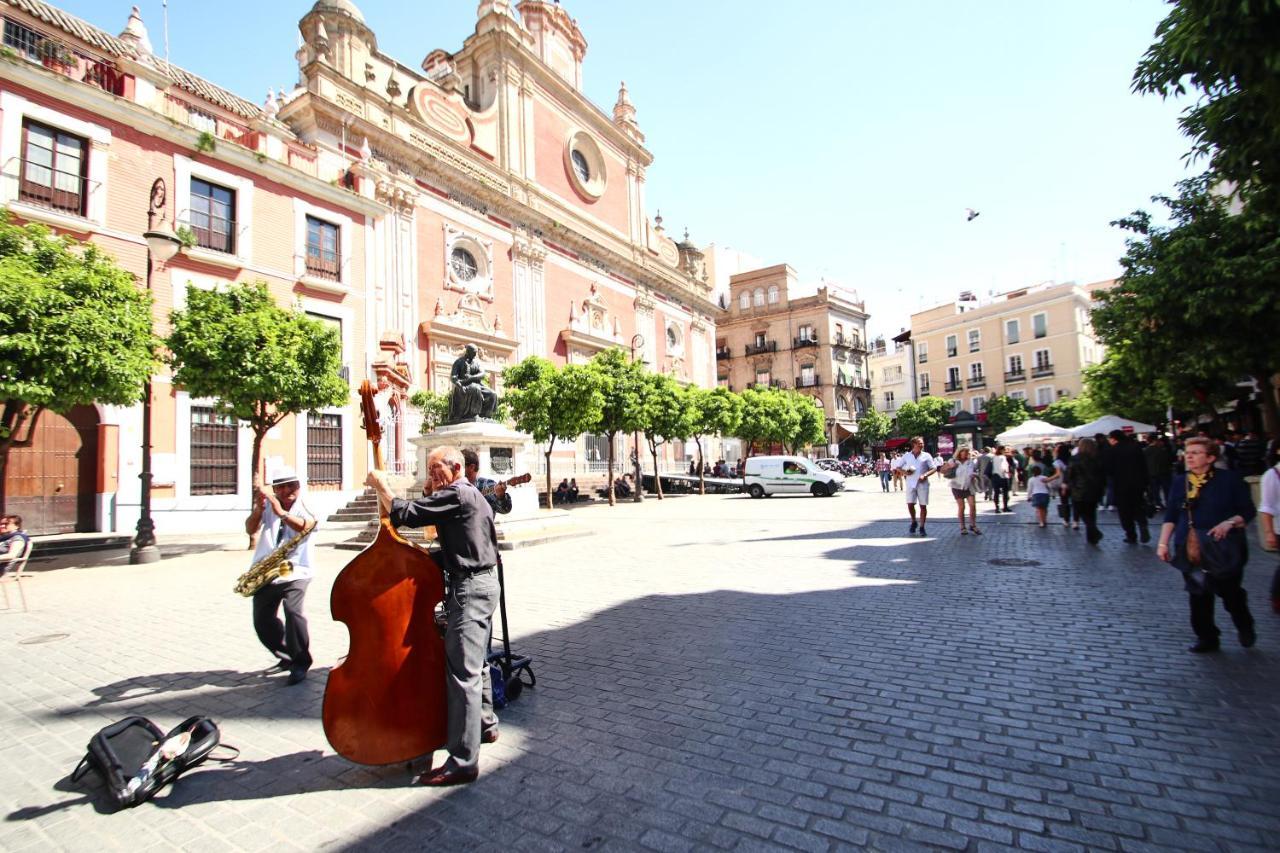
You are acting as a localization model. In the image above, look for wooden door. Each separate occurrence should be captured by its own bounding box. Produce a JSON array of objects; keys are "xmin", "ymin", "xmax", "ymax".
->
[{"xmin": 3, "ymin": 406, "xmax": 98, "ymax": 534}]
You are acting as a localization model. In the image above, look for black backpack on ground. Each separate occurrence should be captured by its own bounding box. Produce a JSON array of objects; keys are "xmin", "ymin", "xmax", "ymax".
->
[{"xmin": 70, "ymin": 715, "xmax": 235, "ymax": 810}]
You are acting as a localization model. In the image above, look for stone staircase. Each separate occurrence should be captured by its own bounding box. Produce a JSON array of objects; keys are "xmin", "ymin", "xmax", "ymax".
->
[{"xmin": 326, "ymin": 488, "xmax": 381, "ymax": 525}]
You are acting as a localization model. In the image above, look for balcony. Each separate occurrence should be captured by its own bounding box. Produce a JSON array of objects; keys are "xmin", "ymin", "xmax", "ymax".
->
[
  {"xmin": 946, "ymin": 349, "xmax": 957, "ymax": 359},
  {"xmin": 305, "ymin": 251, "xmax": 341, "ymax": 282},
  {"xmin": 944, "ymin": 380, "xmax": 963, "ymax": 392},
  {"xmin": 795, "ymin": 374, "xmax": 821, "ymax": 389},
  {"xmin": 744, "ymin": 340, "xmax": 778, "ymax": 356},
  {"xmin": 832, "ymin": 334, "xmax": 867, "ymax": 353},
  {"xmin": 1032, "ymin": 363, "xmax": 1055, "ymax": 378},
  {"xmin": 793, "ymin": 336, "xmax": 819, "ymax": 349},
  {"xmin": 14, "ymin": 163, "xmax": 89, "ymax": 218},
  {"xmin": 835, "ymin": 376, "xmax": 870, "ymax": 390},
  {"xmin": 919, "ymin": 388, "xmax": 932, "ymax": 397},
  {"xmin": 771, "ymin": 378, "xmax": 787, "ymax": 389},
  {"xmin": 1005, "ymin": 369, "xmax": 1026, "ymax": 383},
  {"xmin": 967, "ymin": 376, "xmax": 987, "ymax": 389},
  {"xmin": 3, "ymin": 19, "xmax": 131, "ymax": 98},
  {"xmin": 715, "ymin": 346, "xmax": 732, "ymax": 360}
]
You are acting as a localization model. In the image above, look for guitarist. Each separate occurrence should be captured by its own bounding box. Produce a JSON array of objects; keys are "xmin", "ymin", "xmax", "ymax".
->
[{"xmin": 462, "ymin": 448, "xmax": 511, "ymax": 515}]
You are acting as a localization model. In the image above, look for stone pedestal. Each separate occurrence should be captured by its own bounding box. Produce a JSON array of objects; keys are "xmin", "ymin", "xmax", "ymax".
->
[{"xmin": 410, "ymin": 421, "xmax": 585, "ymax": 548}]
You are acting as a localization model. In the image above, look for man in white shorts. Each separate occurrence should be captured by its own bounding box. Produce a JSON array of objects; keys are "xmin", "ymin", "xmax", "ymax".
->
[{"xmin": 893, "ymin": 436, "xmax": 937, "ymax": 536}]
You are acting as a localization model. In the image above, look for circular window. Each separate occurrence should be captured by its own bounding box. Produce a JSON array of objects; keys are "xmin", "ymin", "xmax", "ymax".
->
[
  {"xmin": 450, "ymin": 247, "xmax": 478, "ymax": 281},
  {"xmin": 666, "ymin": 324, "xmax": 683, "ymax": 353},
  {"xmin": 564, "ymin": 130, "xmax": 606, "ymax": 201}
]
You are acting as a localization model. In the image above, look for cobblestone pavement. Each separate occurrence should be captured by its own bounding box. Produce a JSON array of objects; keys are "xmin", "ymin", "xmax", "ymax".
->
[{"xmin": 2, "ymin": 481, "xmax": 1278, "ymax": 852}]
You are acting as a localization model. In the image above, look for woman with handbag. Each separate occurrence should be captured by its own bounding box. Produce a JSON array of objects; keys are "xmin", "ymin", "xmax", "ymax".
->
[{"xmin": 1156, "ymin": 436, "xmax": 1257, "ymax": 653}]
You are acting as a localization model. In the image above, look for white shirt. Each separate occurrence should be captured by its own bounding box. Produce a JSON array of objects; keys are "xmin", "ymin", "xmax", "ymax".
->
[
  {"xmin": 893, "ymin": 450, "xmax": 935, "ymax": 490},
  {"xmin": 990, "ymin": 454, "xmax": 1010, "ymax": 478},
  {"xmin": 1259, "ymin": 464, "xmax": 1280, "ymax": 534},
  {"xmin": 1028, "ymin": 475, "xmax": 1051, "ymax": 497},
  {"xmin": 250, "ymin": 499, "xmax": 316, "ymax": 583},
  {"xmin": 947, "ymin": 459, "xmax": 976, "ymax": 492}
]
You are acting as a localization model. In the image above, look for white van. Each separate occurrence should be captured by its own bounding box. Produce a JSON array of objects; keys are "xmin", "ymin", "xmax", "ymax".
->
[{"xmin": 743, "ymin": 455, "xmax": 844, "ymax": 498}]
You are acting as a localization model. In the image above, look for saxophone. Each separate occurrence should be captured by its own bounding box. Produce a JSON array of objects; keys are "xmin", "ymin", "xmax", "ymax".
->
[{"xmin": 234, "ymin": 518, "xmax": 318, "ymax": 597}]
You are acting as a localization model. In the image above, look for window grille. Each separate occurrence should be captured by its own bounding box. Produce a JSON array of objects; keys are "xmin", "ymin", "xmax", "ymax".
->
[
  {"xmin": 191, "ymin": 406, "xmax": 238, "ymax": 495},
  {"xmin": 307, "ymin": 413, "xmax": 342, "ymax": 485}
]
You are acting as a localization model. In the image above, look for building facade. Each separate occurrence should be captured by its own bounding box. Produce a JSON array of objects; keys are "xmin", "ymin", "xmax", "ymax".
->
[
  {"xmin": 713, "ymin": 264, "xmax": 871, "ymax": 455},
  {"xmin": 904, "ymin": 280, "xmax": 1111, "ymax": 419},
  {"xmin": 0, "ymin": 0, "xmax": 714, "ymax": 534},
  {"xmin": 866, "ymin": 335, "xmax": 912, "ymax": 417}
]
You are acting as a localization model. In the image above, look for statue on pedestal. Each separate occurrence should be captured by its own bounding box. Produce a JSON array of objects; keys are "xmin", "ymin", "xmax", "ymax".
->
[{"xmin": 447, "ymin": 344, "xmax": 498, "ymax": 423}]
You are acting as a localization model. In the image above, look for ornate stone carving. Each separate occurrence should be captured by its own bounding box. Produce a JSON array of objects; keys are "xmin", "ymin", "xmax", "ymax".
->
[{"xmin": 444, "ymin": 224, "xmax": 495, "ymax": 301}]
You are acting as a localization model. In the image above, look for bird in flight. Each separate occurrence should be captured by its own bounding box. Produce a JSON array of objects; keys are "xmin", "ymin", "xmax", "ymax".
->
[{"xmin": 965, "ymin": 208, "xmax": 980, "ymax": 222}]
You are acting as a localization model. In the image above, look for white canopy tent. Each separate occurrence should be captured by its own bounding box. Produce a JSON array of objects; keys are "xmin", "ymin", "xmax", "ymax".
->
[
  {"xmin": 1070, "ymin": 415, "xmax": 1158, "ymax": 438},
  {"xmin": 994, "ymin": 419, "xmax": 1074, "ymax": 444}
]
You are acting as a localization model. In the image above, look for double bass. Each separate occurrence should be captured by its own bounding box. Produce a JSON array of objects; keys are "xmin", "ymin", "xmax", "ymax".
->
[{"xmin": 322, "ymin": 381, "xmax": 448, "ymax": 765}]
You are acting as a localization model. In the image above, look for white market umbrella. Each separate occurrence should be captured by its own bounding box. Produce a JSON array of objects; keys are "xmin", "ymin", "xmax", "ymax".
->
[
  {"xmin": 995, "ymin": 419, "xmax": 1073, "ymax": 444},
  {"xmin": 1070, "ymin": 415, "xmax": 1158, "ymax": 438}
]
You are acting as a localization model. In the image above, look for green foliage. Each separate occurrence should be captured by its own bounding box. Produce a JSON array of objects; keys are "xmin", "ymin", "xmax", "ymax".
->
[
  {"xmin": 639, "ymin": 373, "xmax": 693, "ymax": 497},
  {"xmin": 1133, "ymin": 0, "xmax": 1280, "ymax": 214},
  {"xmin": 1093, "ymin": 174, "xmax": 1280, "ymax": 434},
  {"xmin": 854, "ymin": 407, "xmax": 893, "ymax": 446},
  {"xmin": 982, "ymin": 394, "xmax": 1032, "ymax": 437},
  {"xmin": 893, "ymin": 396, "xmax": 951, "ymax": 440},
  {"xmin": 503, "ymin": 356, "xmax": 603, "ymax": 506},
  {"xmin": 166, "ymin": 281, "xmax": 348, "ymax": 486},
  {"xmin": 1037, "ymin": 393, "xmax": 1103, "ymax": 429},
  {"xmin": 788, "ymin": 394, "xmax": 826, "ymax": 454},
  {"xmin": 588, "ymin": 348, "xmax": 648, "ymax": 503},
  {"xmin": 0, "ymin": 214, "xmax": 156, "ymax": 480},
  {"xmin": 733, "ymin": 388, "xmax": 824, "ymax": 454},
  {"xmin": 174, "ymin": 225, "xmax": 196, "ymax": 249},
  {"xmin": 1082, "ymin": 357, "xmax": 1171, "ymax": 428},
  {"xmin": 195, "ymin": 131, "xmax": 217, "ymax": 154},
  {"xmin": 408, "ymin": 389, "xmax": 451, "ymax": 434},
  {"xmin": 687, "ymin": 386, "xmax": 742, "ymax": 492}
]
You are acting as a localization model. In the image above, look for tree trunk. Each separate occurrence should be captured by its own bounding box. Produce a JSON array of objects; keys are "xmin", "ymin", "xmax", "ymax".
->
[
  {"xmin": 248, "ymin": 425, "xmax": 266, "ymax": 550},
  {"xmin": 648, "ymin": 437, "xmax": 663, "ymax": 499},
  {"xmin": 696, "ymin": 436, "xmax": 705, "ymax": 495},
  {"xmin": 544, "ymin": 442, "xmax": 555, "ymax": 510},
  {"xmin": 606, "ymin": 431, "xmax": 616, "ymax": 506},
  {"xmin": 0, "ymin": 403, "xmax": 42, "ymax": 513}
]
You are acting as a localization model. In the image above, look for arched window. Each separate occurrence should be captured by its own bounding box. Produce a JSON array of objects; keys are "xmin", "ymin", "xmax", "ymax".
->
[
  {"xmin": 739, "ymin": 292, "xmax": 750, "ymax": 309},
  {"xmin": 836, "ymin": 395, "xmax": 850, "ymax": 413},
  {"xmin": 855, "ymin": 397, "xmax": 867, "ymax": 415},
  {"xmin": 767, "ymin": 285, "xmax": 779, "ymax": 304},
  {"xmin": 753, "ymin": 288, "xmax": 765, "ymax": 307}
]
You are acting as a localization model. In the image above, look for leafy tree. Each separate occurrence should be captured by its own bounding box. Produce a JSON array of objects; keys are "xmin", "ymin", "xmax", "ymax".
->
[
  {"xmin": 0, "ymin": 215, "xmax": 155, "ymax": 502},
  {"xmin": 854, "ymin": 407, "xmax": 893, "ymax": 448},
  {"xmin": 688, "ymin": 386, "xmax": 741, "ymax": 494},
  {"xmin": 408, "ymin": 388, "xmax": 450, "ymax": 434},
  {"xmin": 1095, "ymin": 175, "xmax": 1280, "ymax": 436},
  {"xmin": 983, "ymin": 394, "xmax": 1032, "ymax": 437},
  {"xmin": 167, "ymin": 281, "xmax": 347, "ymax": 542},
  {"xmin": 588, "ymin": 347, "xmax": 647, "ymax": 506},
  {"xmin": 502, "ymin": 357, "xmax": 602, "ymax": 507},
  {"xmin": 639, "ymin": 372, "xmax": 692, "ymax": 499},
  {"xmin": 1037, "ymin": 393, "xmax": 1102, "ymax": 429},
  {"xmin": 735, "ymin": 388, "xmax": 793, "ymax": 456},
  {"xmin": 787, "ymin": 393, "xmax": 827, "ymax": 454},
  {"xmin": 1133, "ymin": 0, "xmax": 1280, "ymax": 215},
  {"xmin": 1081, "ymin": 356, "xmax": 1172, "ymax": 430},
  {"xmin": 893, "ymin": 397, "xmax": 951, "ymax": 441}
]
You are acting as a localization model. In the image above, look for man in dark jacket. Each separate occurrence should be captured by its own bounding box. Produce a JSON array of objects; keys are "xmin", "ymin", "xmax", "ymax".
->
[
  {"xmin": 1107, "ymin": 430, "xmax": 1151, "ymax": 543},
  {"xmin": 1144, "ymin": 435, "xmax": 1173, "ymax": 510}
]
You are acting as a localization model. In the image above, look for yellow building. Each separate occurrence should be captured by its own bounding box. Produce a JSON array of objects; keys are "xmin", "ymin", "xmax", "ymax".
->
[
  {"xmin": 714, "ymin": 264, "xmax": 870, "ymax": 453},
  {"xmin": 903, "ymin": 280, "xmax": 1112, "ymax": 417}
]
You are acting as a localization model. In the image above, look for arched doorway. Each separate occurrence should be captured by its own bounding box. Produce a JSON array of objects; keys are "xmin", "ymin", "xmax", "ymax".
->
[{"xmin": 3, "ymin": 405, "xmax": 99, "ymax": 534}]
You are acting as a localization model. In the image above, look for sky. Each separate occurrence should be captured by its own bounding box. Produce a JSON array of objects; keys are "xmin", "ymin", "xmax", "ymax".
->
[{"xmin": 61, "ymin": 0, "xmax": 1196, "ymax": 339}]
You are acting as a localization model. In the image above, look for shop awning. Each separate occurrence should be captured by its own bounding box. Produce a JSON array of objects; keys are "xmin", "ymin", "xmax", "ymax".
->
[{"xmin": 833, "ymin": 421, "xmax": 857, "ymax": 440}]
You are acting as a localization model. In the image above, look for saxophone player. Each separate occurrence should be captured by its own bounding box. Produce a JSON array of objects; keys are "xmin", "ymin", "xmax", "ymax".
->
[{"xmin": 245, "ymin": 466, "xmax": 315, "ymax": 685}]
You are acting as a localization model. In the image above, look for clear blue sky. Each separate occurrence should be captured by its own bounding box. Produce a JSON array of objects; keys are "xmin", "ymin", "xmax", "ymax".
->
[{"xmin": 64, "ymin": 1, "xmax": 1194, "ymax": 338}]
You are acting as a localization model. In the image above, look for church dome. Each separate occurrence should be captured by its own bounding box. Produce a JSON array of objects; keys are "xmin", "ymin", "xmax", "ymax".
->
[{"xmin": 310, "ymin": 0, "xmax": 365, "ymax": 24}]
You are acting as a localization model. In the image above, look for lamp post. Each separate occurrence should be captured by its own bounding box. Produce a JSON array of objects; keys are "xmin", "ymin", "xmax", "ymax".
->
[
  {"xmin": 629, "ymin": 333, "xmax": 644, "ymax": 503},
  {"xmin": 130, "ymin": 178, "xmax": 183, "ymax": 564}
]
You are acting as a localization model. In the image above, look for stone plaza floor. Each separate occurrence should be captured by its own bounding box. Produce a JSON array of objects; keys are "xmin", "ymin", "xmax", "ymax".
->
[{"xmin": 2, "ymin": 480, "xmax": 1278, "ymax": 852}]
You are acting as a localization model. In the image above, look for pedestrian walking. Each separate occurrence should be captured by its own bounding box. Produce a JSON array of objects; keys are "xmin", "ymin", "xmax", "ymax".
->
[
  {"xmin": 1027, "ymin": 463, "xmax": 1059, "ymax": 528},
  {"xmin": 876, "ymin": 453, "xmax": 891, "ymax": 493},
  {"xmin": 1156, "ymin": 437, "xmax": 1256, "ymax": 654},
  {"xmin": 1256, "ymin": 449, "xmax": 1280, "ymax": 615},
  {"xmin": 893, "ymin": 437, "xmax": 936, "ymax": 536},
  {"xmin": 1106, "ymin": 430, "xmax": 1151, "ymax": 544},
  {"xmin": 1068, "ymin": 438, "xmax": 1106, "ymax": 545},
  {"xmin": 989, "ymin": 446, "xmax": 1012, "ymax": 512},
  {"xmin": 976, "ymin": 446, "xmax": 994, "ymax": 502},
  {"xmin": 943, "ymin": 447, "xmax": 981, "ymax": 535}
]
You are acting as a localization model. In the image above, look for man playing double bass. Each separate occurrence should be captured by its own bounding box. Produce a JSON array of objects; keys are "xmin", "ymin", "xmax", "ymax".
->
[{"xmin": 366, "ymin": 446, "xmax": 499, "ymax": 786}]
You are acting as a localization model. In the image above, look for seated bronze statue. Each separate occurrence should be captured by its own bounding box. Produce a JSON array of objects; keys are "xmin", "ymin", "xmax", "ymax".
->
[{"xmin": 447, "ymin": 344, "xmax": 498, "ymax": 422}]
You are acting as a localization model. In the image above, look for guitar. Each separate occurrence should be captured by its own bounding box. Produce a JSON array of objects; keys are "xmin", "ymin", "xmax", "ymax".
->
[{"xmin": 479, "ymin": 472, "xmax": 531, "ymax": 497}]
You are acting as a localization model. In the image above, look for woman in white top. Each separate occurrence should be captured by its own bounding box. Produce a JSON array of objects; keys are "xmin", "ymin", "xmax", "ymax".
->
[{"xmin": 942, "ymin": 447, "xmax": 981, "ymax": 535}]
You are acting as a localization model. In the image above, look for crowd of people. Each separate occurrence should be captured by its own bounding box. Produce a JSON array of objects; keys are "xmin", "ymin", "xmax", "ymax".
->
[{"xmin": 882, "ymin": 429, "xmax": 1280, "ymax": 654}]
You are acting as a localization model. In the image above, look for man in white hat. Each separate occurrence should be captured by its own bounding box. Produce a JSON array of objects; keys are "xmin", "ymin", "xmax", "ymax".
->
[{"xmin": 245, "ymin": 466, "xmax": 316, "ymax": 685}]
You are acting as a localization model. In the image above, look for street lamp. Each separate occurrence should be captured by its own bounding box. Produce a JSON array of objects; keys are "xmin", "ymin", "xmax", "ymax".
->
[
  {"xmin": 629, "ymin": 333, "xmax": 644, "ymax": 503},
  {"xmin": 130, "ymin": 178, "xmax": 183, "ymax": 565}
]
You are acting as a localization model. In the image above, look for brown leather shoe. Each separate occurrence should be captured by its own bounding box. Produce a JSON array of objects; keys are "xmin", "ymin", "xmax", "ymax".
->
[
  {"xmin": 415, "ymin": 763, "xmax": 478, "ymax": 787},
  {"xmin": 481, "ymin": 725, "xmax": 499, "ymax": 744}
]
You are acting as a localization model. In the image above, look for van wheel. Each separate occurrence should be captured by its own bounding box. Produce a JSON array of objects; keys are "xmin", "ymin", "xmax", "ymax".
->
[
  {"xmin": 827, "ymin": 484, "xmax": 838, "ymax": 497},
  {"xmin": 748, "ymin": 484, "xmax": 765, "ymax": 499},
  {"xmin": 811, "ymin": 483, "xmax": 826, "ymax": 497}
]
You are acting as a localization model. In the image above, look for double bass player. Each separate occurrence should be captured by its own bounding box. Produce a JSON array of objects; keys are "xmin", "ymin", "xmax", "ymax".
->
[{"xmin": 366, "ymin": 446, "xmax": 500, "ymax": 786}]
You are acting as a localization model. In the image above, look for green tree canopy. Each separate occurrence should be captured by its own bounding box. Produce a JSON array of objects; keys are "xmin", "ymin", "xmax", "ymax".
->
[
  {"xmin": 1093, "ymin": 174, "xmax": 1280, "ymax": 435},
  {"xmin": 1037, "ymin": 393, "xmax": 1102, "ymax": 429},
  {"xmin": 167, "ymin": 281, "xmax": 348, "ymax": 504},
  {"xmin": 408, "ymin": 389, "xmax": 451, "ymax": 434},
  {"xmin": 0, "ymin": 214, "xmax": 155, "ymax": 493},
  {"xmin": 982, "ymin": 394, "xmax": 1032, "ymax": 437},
  {"xmin": 893, "ymin": 397, "xmax": 951, "ymax": 441},
  {"xmin": 639, "ymin": 372, "xmax": 693, "ymax": 498},
  {"xmin": 1133, "ymin": 0, "xmax": 1280, "ymax": 214},
  {"xmin": 854, "ymin": 408, "xmax": 893, "ymax": 448},
  {"xmin": 503, "ymin": 356, "xmax": 602, "ymax": 507},
  {"xmin": 787, "ymin": 393, "xmax": 827, "ymax": 454},
  {"xmin": 588, "ymin": 347, "xmax": 647, "ymax": 505},
  {"xmin": 688, "ymin": 386, "xmax": 741, "ymax": 493}
]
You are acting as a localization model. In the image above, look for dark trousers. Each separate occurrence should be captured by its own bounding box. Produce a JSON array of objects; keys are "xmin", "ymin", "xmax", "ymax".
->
[
  {"xmin": 991, "ymin": 474, "xmax": 1010, "ymax": 509},
  {"xmin": 253, "ymin": 579, "xmax": 312, "ymax": 670},
  {"xmin": 1074, "ymin": 500, "xmax": 1101, "ymax": 543},
  {"xmin": 1057, "ymin": 492, "xmax": 1077, "ymax": 522},
  {"xmin": 1115, "ymin": 490, "xmax": 1150, "ymax": 541},
  {"xmin": 1188, "ymin": 575, "xmax": 1254, "ymax": 642},
  {"xmin": 1148, "ymin": 474, "xmax": 1171, "ymax": 509}
]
